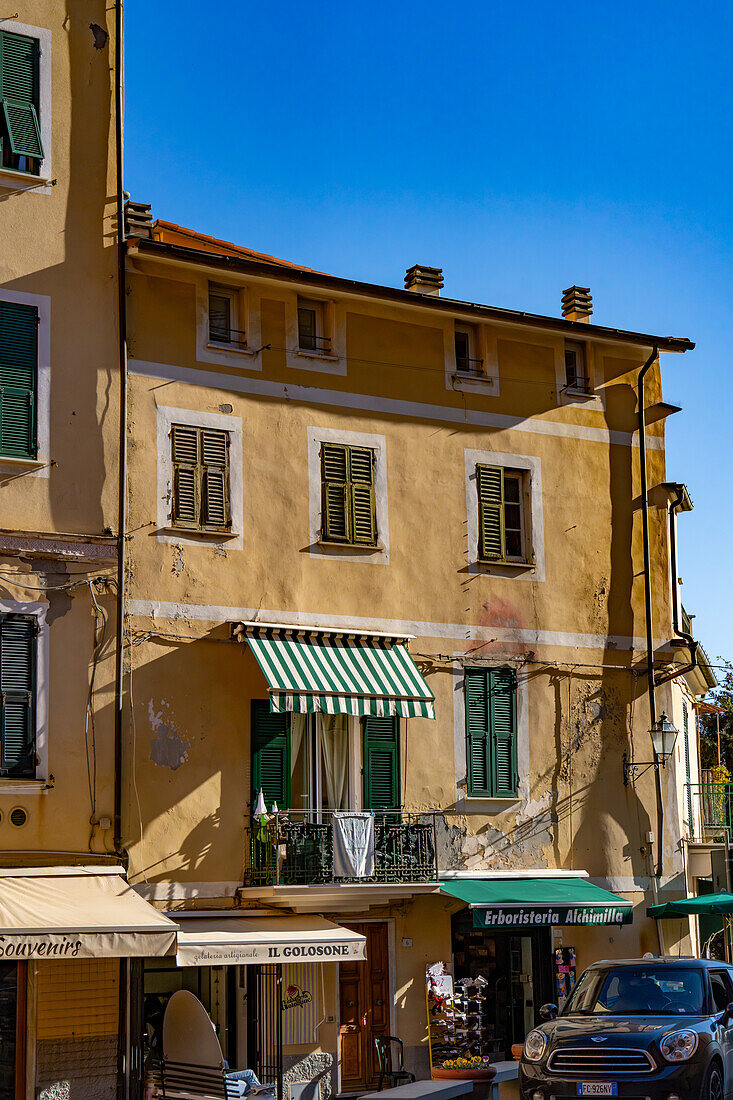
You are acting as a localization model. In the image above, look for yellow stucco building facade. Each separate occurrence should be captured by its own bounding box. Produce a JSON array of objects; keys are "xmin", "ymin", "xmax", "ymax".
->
[{"xmin": 120, "ymin": 217, "xmax": 711, "ymax": 1093}]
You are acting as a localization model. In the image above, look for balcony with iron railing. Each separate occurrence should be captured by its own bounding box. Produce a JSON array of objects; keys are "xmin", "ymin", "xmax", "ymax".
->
[
  {"xmin": 684, "ymin": 783, "xmax": 733, "ymax": 842},
  {"xmin": 245, "ymin": 808, "xmax": 441, "ymax": 888}
]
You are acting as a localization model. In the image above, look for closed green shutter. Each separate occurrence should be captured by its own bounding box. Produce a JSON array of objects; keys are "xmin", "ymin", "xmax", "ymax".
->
[
  {"xmin": 363, "ymin": 716, "xmax": 400, "ymax": 809},
  {"xmin": 321, "ymin": 443, "xmax": 376, "ymax": 545},
  {"xmin": 477, "ymin": 465, "xmax": 504, "ymax": 560},
  {"xmin": 0, "ymin": 300, "xmax": 38, "ymax": 459},
  {"xmin": 321, "ymin": 443, "xmax": 349, "ymax": 541},
  {"xmin": 465, "ymin": 668, "xmax": 490, "ymax": 795},
  {"xmin": 251, "ymin": 700, "xmax": 290, "ymax": 809},
  {"xmin": 349, "ymin": 447, "xmax": 376, "ymax": 545},
  {"xmin": 489, "ymin": 668, "xmax": 517, "ymax": 797},
  {"xmin": 465, "ymin": 667, "xmax": 517, "ymax": 797},
  {"xmin": 0, "ymin": 31, "xmax": 43, "ymax": 162},
  {"xmin": 201, "ymin": 428, "xmax": 230, "ymax": 528},
  {"xmin": 0, "ymin": 614, "xmax": 36, "ymax": 776}
]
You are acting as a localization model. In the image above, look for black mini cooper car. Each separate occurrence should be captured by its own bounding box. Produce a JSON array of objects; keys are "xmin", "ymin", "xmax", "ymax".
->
[{"xmin": 520, "ymin": 958, "xmax": 733, "ymax": 1100}]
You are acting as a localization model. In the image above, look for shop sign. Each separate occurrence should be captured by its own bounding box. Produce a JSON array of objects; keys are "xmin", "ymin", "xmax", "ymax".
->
[
  {"xmin": 472, "ymin": 905, "xmax": 631, "ymax": 928},
  {"xmin": 179, "ymin": 939, "xmax": 366, "ymax": 967}
]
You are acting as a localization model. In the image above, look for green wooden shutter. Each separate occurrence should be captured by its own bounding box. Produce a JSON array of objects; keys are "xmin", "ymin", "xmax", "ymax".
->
[
  {"xmin": 477, "ymin": 465, "xmax": 504, "ymax": 560},
  {"xmin": 0, "ymin": 300, "xmax": 38, "ymax": 459},
  {"xmin": 0, "ymin": 614, "xmax": 36, "ymax": 776},
  {"xmin": 171, "ymin": 424, "xmax": 200, "ymax": 526},
  {"xmin": 363, "ymin": 716, "xmax": 400, "ymax": 809},
  {"xmin": 465, "ymin": 667, "xmax": 517, "ymax": 797},
  {"xmin": 684, "ymin": 704, "xmax": 693, "ymax": 830},
  {"xmin": 489, "ymin": 668, "xmax": 517, "ymax": 797},
  {"xmin": 321, "ymin": 443, "xmax": 349, "ymax": 542},
  {"xmin": 251, "ymin": 700, "xmax": 290, "ymax": 809},
  {"xmin": 0, "ymin": 31, "xmax": 43, "ymax": 161},
  {"xmin": 201, "ymin": 428, "xmax": 230, "ymax": 529},
  {"xmin": 349, "ymin": 447, "xmax": 377, "ymax": 545},
  {"xmin": 465, "ymin": 668, "xmax": 490, "ymax": 796}
]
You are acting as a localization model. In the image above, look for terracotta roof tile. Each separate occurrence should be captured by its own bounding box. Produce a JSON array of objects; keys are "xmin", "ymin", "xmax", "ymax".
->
[{"xmin": 151, "ymin": 220, "xmax": 326, "ymax": 274}]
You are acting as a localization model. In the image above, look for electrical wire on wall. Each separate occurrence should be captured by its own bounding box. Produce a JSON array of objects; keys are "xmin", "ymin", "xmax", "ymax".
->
[{"xmin": 85, "ymin": 578, "xmax": 109, "ymax": 846}]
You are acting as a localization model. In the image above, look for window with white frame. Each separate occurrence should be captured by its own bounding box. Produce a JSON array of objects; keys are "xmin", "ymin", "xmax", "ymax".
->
[
  {"xmin": 564, "ymin": 341, "xmax": 590, "ymax": 394},
  {"xmin": 208, "ymin": 284, "xmax": 246, "ymax": 349},
  {"xmin": 476, "ymin": 464, "xmax": 528, "ymax": 563},
  {"xmin": 297, "ymin": 297, "xmax": 331, "ymax": 355},
  {"xmin": 0, "ymin": 29, "xmax": 44, "ymax": 176},
  {"xmin": 455, "ymin": 323, "xmax": 483, "ymax": 375}
]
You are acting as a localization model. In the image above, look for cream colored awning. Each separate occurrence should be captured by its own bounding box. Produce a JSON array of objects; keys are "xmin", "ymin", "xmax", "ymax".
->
[
  {"xmin": 0, "ymin": 866, "xmax": 177, "ymax": 960},
  {"xmin": 175, "ymin": 914, "xmax": 366, "ymax": 967}
]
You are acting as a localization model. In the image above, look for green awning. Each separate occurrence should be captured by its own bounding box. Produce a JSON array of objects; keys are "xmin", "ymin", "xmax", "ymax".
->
[
  {"xmin": 244, "ymin": 625, "xmax": 435, "ymax": 719},
  {"xmin": 648, "ymin": 892, "xmax": 733, "ymax": 918},
  {"xmin": 442, "ymin": 876, "xmax": 633, "ymax": 927}
]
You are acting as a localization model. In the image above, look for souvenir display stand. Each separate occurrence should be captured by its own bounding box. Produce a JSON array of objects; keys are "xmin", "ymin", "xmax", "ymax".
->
[{"xmin": 426, "ymin": 963, "xmax": 496, "ymax": 1080}]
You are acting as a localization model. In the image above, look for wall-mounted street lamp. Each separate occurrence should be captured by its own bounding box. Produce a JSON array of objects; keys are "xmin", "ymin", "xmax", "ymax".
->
[{"xmin": 623, "ymin": 712, "xmax": 679, "ymax": 786}]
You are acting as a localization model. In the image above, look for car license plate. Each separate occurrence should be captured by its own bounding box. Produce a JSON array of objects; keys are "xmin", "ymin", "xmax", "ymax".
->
[{"xmin": 576, "ymin": 1086, "xmax": 617, "ymax": 1097}]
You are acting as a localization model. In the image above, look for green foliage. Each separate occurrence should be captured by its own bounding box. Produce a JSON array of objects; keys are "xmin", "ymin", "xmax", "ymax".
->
[{"xmin": 699, "ymin": 660, "xmax": 733, "ymax": 770}]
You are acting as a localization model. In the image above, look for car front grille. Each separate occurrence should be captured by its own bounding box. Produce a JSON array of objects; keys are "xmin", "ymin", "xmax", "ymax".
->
[{"xmin": 547, "ymin": 1047, "xmax": 656, "ymax": 1076}]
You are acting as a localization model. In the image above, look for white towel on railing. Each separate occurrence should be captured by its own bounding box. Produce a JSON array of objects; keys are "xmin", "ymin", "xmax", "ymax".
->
[{"xmin": 332, "ymin": 812, "xmax": 375, "ymax": 878}]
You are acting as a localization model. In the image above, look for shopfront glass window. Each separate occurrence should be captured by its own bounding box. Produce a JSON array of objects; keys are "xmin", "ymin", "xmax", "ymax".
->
[{"xmin": 0, "ymin": 964, "xmax": 18, "ymax": 1099}]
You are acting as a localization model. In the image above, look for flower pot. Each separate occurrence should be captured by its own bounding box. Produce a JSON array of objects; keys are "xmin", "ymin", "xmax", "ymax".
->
[{"xmin": 433, "ymin": 1067, "xmax": 497, "ymax": 1081}]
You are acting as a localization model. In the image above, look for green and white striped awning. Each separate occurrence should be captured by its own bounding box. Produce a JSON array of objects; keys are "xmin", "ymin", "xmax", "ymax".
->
[{"xmin": 243, "ymin": 625, "xmax": 435, "ymax": 719}]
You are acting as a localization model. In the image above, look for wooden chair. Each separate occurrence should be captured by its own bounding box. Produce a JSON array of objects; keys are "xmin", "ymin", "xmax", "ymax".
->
[{"xmin": 374, "ymin": 1036, "xmax": 416, "ymax": 1091}]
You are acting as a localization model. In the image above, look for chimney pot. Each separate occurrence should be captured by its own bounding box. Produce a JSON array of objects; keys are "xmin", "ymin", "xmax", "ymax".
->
[
  {"xmin": 405, "ymin": 264, "xmax": 444, "ymax": 297},
  {"xmin": 562, "ymin": 285, "xmax": 593, "ymax": 322},
  {"xmin": 124, "ymin": 197, "xmax": 154, "ymax": 240}
]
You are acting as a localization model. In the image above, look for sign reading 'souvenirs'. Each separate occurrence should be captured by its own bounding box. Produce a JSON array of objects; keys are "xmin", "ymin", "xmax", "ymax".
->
[{"xmin": 472, "ymin": 905, "xmax": 631, "ymax": 929}]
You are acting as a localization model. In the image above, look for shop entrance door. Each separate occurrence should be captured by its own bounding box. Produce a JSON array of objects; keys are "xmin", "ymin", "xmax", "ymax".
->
[{"xmin": 339, "ymin": 922, "xmax": 389, "ymax": 1093}]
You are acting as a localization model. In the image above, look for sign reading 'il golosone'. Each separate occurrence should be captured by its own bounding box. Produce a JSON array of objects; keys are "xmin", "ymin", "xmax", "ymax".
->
[{"xmin": 472, "ymin": 905, "xmax": 632, "ymax": 929}]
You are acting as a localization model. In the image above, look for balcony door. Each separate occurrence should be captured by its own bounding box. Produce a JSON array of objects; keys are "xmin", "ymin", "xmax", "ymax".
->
[
  {"xmin": 339, "ymin": 922, "xmax": 390, "ymax": 1093},
  {"xmin": 290, "ymin": 714, "xmax": 354, "ymax": 819}
]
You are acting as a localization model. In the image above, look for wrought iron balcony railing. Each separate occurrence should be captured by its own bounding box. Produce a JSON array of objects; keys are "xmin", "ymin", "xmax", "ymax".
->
[
  {"xmin": 684, "ymin": 783, "xmax": 733, "ymax": 842},
  {"xmin": 245, "ymin": 808, "xmax": 441, "ymax": 887}
]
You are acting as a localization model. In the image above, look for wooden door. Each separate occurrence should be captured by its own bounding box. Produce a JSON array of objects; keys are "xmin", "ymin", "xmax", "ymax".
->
[{"xmin": 339, "ymin": 923, "xmax": 390, "ymax": 1092}]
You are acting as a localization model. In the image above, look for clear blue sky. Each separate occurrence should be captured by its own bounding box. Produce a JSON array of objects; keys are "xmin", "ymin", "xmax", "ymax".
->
[{"xmin": 125, "ymin": 1, "xmax": 732, "ymax": 667}]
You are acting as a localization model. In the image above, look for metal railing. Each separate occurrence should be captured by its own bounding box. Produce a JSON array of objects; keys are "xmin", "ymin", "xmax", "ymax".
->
[
  {"xmin": 209, "ymin": 324, "xmax": 248, "ymax": 349},
  {"xmin": 245, "ymin": 808, "xmax": 441, "ymax": 887},
  {"xmin": 684, "ymin": 783, "xmax": 733, "ymax": 842},
  {"xmin": 298, "ymin": 333, "xmax": 332, "ymax": 353},
  {"xmin": 456, "ymin": 356, "xmax": 484, "ymax": 374},
  {"xmin": 564, "ymin": 374, "xmax": 591, "ymax": 394}
]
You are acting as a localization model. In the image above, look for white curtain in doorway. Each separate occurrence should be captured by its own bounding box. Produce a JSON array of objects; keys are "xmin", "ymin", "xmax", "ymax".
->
[{"xmin": 320, "ymin": 715, "xmax": 349, "ymax": 809}]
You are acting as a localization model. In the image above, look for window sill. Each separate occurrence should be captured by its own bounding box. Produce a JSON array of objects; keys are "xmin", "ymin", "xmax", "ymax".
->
[
  {"xmin": 477, "ymin": 558, "xmax": 535, "ymax": 571},
  {"xmin": 206, "ymin": 342, "xmax": 255, "ymax": 357},
  {"xmin": 0, "ymin": 778, "xmax": 54, "ymax": 794},
  {"xmin": 163, "ymin": 526, "xmax": 239, "ymax": 541},
  {"xmin": 317, "ymin": 539, "xmax": 385, "ymax": 553},
  {"xmin": 450, "ymin": 373, "xmax": 497, "ymax": 393},
  {"xmin": 0, "ymin": 454, "xmax": 46, "ymax": 469},
  {"xmin": 458, "ymin": 795, "xmax": 521, "ymax": 812},
  {"xmin": 0, "ymin": 166, "xmax": 52, "ymax": 190},
  {"xmin": 297, "ymin": 349, "xmax": 339, "ymax": 363},
  {"xmin": 562, "ymin": 386, "xmax": 594, "ymax": 399}
]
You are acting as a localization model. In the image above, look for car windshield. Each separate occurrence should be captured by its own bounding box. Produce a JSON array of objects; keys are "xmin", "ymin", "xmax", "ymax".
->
[{"xmin": 563, "ymin": 966, "xmax": 706, "ymax": 1017}]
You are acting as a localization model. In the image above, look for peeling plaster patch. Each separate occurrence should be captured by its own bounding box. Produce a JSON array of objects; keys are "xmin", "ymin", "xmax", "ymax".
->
[
  {"xmin": 171, "ymin": 545, "xmax": 184, "ymax": 576},
  {"xmin": 214, "ymin": 546, "xmax": 227, "ymax": 557},
  {"xmin": 218, "ymin": 403, "xmax": 233, "ymax": 414},
  {"xmin": 148, "ymin": 699, "xmax": 189, "ymax": 769}
]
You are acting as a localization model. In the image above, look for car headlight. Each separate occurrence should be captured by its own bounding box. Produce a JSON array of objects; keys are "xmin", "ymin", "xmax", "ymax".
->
[
  {"xmin": 523, "ymin": 1030, "xmax": 548, "ymax": 1062},
  {"xmin": 660, "ymin": 1029, "xmax": 699, "ymax": 1062}
]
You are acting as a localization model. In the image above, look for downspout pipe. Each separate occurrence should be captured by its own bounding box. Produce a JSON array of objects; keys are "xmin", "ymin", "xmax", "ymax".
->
[
  {"xmin": 654, "ymin": 486, "xmax": 698, "ymax": 686},
  {"xmin": 637, "ymin": 345, "xmax": 663, "ymax": 878},
  {"xmin": 113, "ymin": 0, "xmax": 127, "ymax": 859}
]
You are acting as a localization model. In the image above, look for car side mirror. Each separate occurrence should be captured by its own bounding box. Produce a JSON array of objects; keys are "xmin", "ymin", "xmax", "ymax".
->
[
  {"xmin": 539, "ymin": 1003, "xmax": 558, "ymax": 1021},
  {"xmin": 724, "ymin": 1002, "xmax": 733, "ymax": 1025}
]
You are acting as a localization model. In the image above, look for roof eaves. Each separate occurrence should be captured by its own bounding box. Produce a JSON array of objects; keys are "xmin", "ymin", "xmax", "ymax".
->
[{"xmin": 131, "ymin": 238, "xmax": 695, "ymax": 353}]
